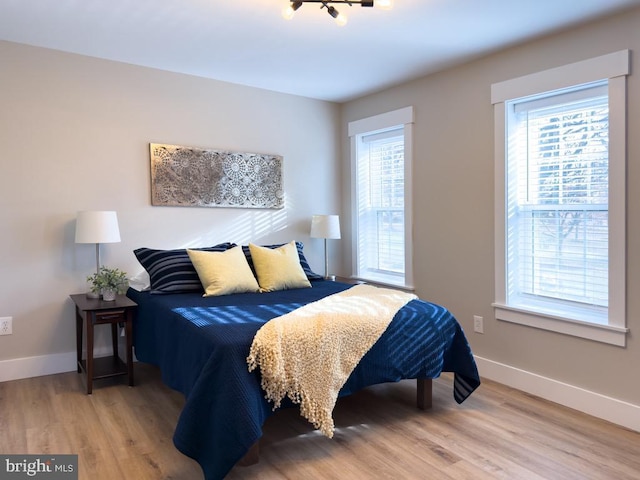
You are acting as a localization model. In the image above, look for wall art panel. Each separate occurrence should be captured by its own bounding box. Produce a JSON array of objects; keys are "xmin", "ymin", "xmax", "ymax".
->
[{"xmin": 149, "ymin": 143, "xmax": 284, "ymax": 209}]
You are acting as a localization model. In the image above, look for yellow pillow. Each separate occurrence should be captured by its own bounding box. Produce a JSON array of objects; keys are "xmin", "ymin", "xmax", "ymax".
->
[
  {"xmin": 249, "ymin": 241, "xmax": 311, "ymax": 292},
  {"xmin": 187, "ymin": 246, "xmax": 259, "ymax": 296}
]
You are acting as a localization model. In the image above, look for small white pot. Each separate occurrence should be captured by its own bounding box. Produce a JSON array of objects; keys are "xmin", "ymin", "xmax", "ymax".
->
[{"xmin": 102, "ymin": 289, "xmax": 116, "ymax": 301}]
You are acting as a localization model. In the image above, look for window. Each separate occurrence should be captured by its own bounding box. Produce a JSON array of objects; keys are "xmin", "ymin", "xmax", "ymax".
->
[
  {"xmin": 492, "ymin": 51, "xmax": 629, "ymax": 346},
  {"xmin": 508, "ymin": 83, "xmax": 609, "ymax": 315},
  {"xmin": 348, "ymin": 107, "xmax": 414, "ymax": 288}
]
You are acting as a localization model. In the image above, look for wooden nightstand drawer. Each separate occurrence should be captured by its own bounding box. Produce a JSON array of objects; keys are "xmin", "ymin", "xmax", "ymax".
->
[{"xmin": 93, "ymin": 309, "xmax": 126, "ymax": 324}]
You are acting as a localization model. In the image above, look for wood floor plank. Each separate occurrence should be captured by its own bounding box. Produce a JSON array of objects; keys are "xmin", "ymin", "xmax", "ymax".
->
[
  {"xmin": 1, "ymin": 363, "xmax": 639, "ymax": 479},
  {"xmin": 0, "ymin": 377, "xmax": 28, "ymax": 452}
]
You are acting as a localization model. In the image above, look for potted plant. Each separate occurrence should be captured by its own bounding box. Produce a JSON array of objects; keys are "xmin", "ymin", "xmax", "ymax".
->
[{"xmin": 87, "ymin": 266, "xmax": 129, "ymax": 301}]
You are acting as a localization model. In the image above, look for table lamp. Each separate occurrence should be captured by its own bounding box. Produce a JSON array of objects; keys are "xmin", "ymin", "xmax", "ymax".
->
[
  {"xmin": 75, "ymin": 210, "xmax": 121, "ymax": 297},
  {"xmin": 310, "ymin": 214, "xmax": 341, "ymax": 280}
]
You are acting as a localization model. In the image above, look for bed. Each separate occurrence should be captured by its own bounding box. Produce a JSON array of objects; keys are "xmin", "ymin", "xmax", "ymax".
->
[{"xmin": 127, "ymin": 243, "xmax": 480, "ymax": 480}]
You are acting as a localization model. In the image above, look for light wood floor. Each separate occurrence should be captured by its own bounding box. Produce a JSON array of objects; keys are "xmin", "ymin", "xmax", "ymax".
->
[{"xmin": 1, "ymin": 363, "xmax": 638, "ymax": 480}]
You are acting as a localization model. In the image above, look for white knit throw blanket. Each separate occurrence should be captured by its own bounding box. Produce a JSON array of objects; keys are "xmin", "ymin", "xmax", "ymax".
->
[{"xmin": 246, "ymin": 284, "xmax": 417, "ymax": 438}]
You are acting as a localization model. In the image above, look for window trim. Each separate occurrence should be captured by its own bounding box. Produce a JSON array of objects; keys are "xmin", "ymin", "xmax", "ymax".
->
[
  {"xmin": 348, "ymin": 106, "xmax": 414, "ymax": 289},
  {"xmin": 491, "ymin": 51, "xmax": 629, "ymax": 347}
]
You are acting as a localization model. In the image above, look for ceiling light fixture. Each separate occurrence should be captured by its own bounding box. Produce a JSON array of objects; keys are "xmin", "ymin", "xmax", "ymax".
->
[{"xmin": 282, "ymin": 1, "xmax": 392, "ymax": 26}]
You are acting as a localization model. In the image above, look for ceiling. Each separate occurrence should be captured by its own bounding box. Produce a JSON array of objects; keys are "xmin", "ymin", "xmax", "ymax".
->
[{"xmin": 1, "ymin": 0, "xmax": 639, "ymax": 103}]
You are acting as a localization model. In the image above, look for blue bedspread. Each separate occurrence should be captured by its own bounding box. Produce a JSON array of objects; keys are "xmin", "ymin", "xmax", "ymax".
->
[{"xmin": 127, "ymin": 280, "xmax": 480, "ymax": 480}]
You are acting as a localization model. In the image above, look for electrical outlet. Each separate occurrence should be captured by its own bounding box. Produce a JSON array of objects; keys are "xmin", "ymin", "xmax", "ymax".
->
[
  {"xmin": 0, "ymin": 317, "xmax": 12, "ymax": 335},
  {"xmin": 473, "ymin": 315, "xmax": 484, "ymax": 334}
]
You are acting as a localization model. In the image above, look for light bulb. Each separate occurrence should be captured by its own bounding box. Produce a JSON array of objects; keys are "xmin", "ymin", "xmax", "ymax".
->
[
  {"xmin": 282, "ymin": 6, "xmax": 295, "ymax": 20},
  {"xmin": 335, "ymin": 12, "xmax": 348, "ymax": 26},
  {"xmin": 283, "ymin": 2, "xmax": 302, "ymax": 20},
  {"xmin": 377, "ymin": 0, "xmax": 393, "ymax": 9}
]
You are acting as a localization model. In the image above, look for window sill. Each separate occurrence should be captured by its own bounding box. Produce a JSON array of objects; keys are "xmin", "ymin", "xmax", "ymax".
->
[
  {"xmin": 492, "ymin": 303, "xmax": 628, "ymax": 347},
  {"xmin": 353, "ymin": 275, "xmax": 415, "ymax": 292}
]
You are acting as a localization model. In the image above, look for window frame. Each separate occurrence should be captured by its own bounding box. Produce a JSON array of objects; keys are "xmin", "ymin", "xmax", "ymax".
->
[
  {"xmin": 491, "ymin": 51, "xmax": 629, "ymax": 347},
  {"xmin": 348, "ymin": 106, "xmax": 414, "ymax": 289}
]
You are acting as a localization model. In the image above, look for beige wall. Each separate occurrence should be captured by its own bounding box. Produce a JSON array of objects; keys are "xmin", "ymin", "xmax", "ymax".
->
[
  {"xmin": 0, "ymin": 41, "xmax": 340, "ymax": 364},
  {"xmin": 341, "ymin": 7, "xmax": 640, "ymax": 406}
]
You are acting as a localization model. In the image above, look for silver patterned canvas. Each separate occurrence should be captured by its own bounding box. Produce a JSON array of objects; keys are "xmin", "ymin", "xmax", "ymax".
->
[{"xmin": 149, "ymin": 143, "xmax": 284, "ymax": 209}]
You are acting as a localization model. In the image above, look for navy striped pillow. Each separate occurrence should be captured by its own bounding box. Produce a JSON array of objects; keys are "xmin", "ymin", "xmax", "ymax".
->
[
  {"xmin": 241, "ymin": 241, "xmax": 323, "ymax": 281},
  {"xmin": 134, "ymin": 243, "xmax": 235, "ymax": 294}
]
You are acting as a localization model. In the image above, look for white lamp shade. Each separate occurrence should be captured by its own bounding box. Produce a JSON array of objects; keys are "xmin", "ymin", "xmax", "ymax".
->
[
  {"xmin": 310, "ymin": 214, "xmax": 341, "ymax": 240},
  {"xmin": 75, "ymin": 211, "xmax": 121, "ymax": 244}
]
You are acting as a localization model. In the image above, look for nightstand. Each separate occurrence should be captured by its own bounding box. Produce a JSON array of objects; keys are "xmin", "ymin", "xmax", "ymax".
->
[
  {"xmin": 333, "ymin": 276, "xmax": 366, "ymax": 285},
  {"xmin": 70, "ymin": 293, "xmax": 137, "ymax": 394}
]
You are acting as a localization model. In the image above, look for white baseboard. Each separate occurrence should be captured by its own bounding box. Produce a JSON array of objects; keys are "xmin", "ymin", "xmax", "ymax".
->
[
  {"xmin": 0, "ymin": 352, "xmax": 76, "ymax": 383},
  {"xmin": 475, "ymin": 355, "xmax": 640, "ymax": 433},
  {"xmin": 0, "ymin": 347, "xmax": 116, "ymax": 383}
]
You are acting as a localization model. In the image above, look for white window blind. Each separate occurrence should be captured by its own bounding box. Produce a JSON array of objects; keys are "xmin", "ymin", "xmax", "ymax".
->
[
  {"xmin": 507, "ymin": 82, "xmax": 609, "ymax": 321},
  {"xmin": 357, "ymin": 128, "xmax": 405, "ymax": 279}
]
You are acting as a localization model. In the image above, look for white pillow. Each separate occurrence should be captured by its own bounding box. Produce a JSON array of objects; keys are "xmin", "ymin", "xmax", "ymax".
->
[{"xmin": 128, "ymin": 270, "xmax": 150, "ymax": 292}]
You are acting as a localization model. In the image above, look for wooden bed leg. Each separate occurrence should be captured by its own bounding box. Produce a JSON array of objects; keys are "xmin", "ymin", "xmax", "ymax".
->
[
  {"xmin": 237, "ymin": 441, "xmax": 260, "ymax": 466},
  {"xmin": 417, "ymin": 378, "xmax": 433, "ymax": 410}
]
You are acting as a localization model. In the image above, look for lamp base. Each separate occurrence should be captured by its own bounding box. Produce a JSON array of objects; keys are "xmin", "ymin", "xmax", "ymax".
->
[{"xmin": 324, "ymin": 274, "xmax": 336, "ymax": 282}]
